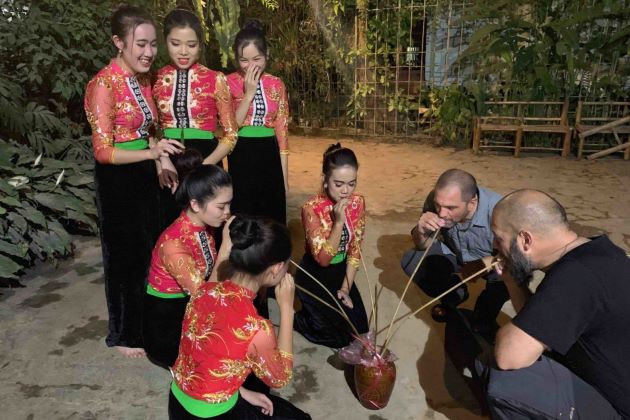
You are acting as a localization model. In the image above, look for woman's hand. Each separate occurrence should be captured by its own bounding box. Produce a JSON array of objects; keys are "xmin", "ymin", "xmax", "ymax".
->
[
  {"xmin": 243, "ymin": 65, "xmax": 262, "ymax": 100},
  {"xmin": 275, "ymin": 272, "xmax": 295, "ymax": 313},
  {"xmin": 332, "ymin": 198, "xmax": 349, "ymax": 225},
  {"xmin": 159, "ymin": 169, "xmax": 179, "ymax": 193},
  {"xmin": 158, "ymin": 157, "xmax": 179, "ymax": 193},
  {"xmin": 337, "ymin": 287, "xmax": 353, "ymax": 308},
  {"xmin": 149, "ymin": 139, "xmax": 185, "ymax": 160},
  {"xmin": 239, "ymin": 387, "xmax": 273, "ymax": 416},
  {"xmin": 221, "ymin": 216, "xmax": 235, "ymax": 251}
]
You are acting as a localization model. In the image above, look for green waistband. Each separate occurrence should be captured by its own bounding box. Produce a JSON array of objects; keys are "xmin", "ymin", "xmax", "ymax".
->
[
  {"xmin": 114, "ymin": 138, "xmax": 149, "ymax": 150},
  {"xmin": 146, "ymin": 283, "xmax": 187, "ymax": 299},
  {"xmin": 330, "ymin": 252, "xmax": 347, "ymax": 265},
  {"xmin": 171, "ymin": 381, "xmax": 238, "ymax": 417},
  {"xmin": 163, "ymin": 127, "xmax": 215, "ymax": 140},
  {"xmin": 238, "ymin": 126, "xmax": 275, "ymax": 137}
]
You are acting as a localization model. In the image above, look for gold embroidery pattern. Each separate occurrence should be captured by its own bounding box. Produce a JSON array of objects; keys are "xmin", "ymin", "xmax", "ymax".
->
[
  {"xmin": 321, "ymin": 241, "xmax": 336, "ymax": 257},
  {"xmin": 232, "ymin": 315, "xmax": 260, "ymax": 341},
  {"xmin": 208, "ymin": 282, "xmax": 243, "ymax": 306},
  {"xmin": 208, "ymin": 359, "xmax": 248, "ymax": 380},
  {"xmin": 247, "ymin": 350, "xmax": 293, "ymax": 388},
  {"xmin": 200, "ymin": 390, "xmax": 235, "ymax": 404},
  {"xmin": 184, "ymin": 312, "xmax": 226, "ymax": 350},
  {"xmin": 215, "ymin": 72, "xmax": 238, "ymax": 151},
  {"xmin": 347, "ymin": 257, "xmax": 361, "ymax": 269},
  {"xmin": 173, "ymin": 354, "xmax": 202, "ymax": 390}
]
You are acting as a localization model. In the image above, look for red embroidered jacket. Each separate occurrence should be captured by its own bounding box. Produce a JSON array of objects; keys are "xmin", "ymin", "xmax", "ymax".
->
[
  {"xmin": 301, "ymin": 193, "xmax": 366, "ymax": 269},
  {"xmin": 147, "ymin": 211, "xmax": 216, "ymax": 295},
  {"xmin": 226, "ymin": 72, "xmax": 289, "ymax": 152},
  {"xmin": 153, "ymin": 63, "xmax": 238, "ymax": 150},
  {"xmin": 172, "ymin": 280, "xmax": 293, "ymax": 402},
  {"xmin": 84, "ymin": 59, "xmax": 158, "ymax": 164}
]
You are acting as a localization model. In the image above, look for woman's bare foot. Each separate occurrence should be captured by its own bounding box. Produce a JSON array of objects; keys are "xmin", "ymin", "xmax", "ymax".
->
[{"xmin": 114, "ymin": 346, "xmax": 146, "ymax": 358}]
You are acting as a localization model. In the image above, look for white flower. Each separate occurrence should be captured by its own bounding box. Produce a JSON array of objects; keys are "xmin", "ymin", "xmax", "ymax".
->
[{"xmin": 8, "ymin": 176, "xmax": 29, "ymax": 187}]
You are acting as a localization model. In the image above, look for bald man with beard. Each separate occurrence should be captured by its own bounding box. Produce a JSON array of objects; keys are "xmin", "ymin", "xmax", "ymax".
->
[{"xmin": 476, "ymin": 189, "xmax": 630, "ymax": 419}]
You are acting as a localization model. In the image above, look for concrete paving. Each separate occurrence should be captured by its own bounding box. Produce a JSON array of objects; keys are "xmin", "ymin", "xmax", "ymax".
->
[{"xmin": 1, "ymin": 136, "xmax": 629, "ymax": 420}]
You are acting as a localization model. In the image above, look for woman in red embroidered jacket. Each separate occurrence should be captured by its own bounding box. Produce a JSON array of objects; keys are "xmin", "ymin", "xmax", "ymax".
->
[
  {"xmin": 153, "ymin": 9, "xmax": 239, "ymax": 227},
  {"xmin": 226, "ymin": 20, "xmax": 289, "ymax": 225},
  {"xmin": 169, "ymin": 216, "xmax": 310, "ymax": 419},
  {"xmin": 84, "ymin": 5, "xmax": 183, "ymax": 358},
  {"xmin": 293, "ymin": 144, "xmax": 369, "ymax": 349},
  {"xmin": 143, "ymin": 151, "xmax": 233, "ymax": 369}
]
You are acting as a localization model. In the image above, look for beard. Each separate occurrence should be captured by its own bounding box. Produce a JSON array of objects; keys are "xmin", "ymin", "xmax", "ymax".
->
[{"xmin": 506, "ymin": 238, "xmax": 534, "ymax": 285}]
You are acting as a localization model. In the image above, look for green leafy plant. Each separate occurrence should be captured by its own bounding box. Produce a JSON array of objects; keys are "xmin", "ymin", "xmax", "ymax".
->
[
  {"xmin": 422, "ymin": 85, "xmax": 476, "ymax": 144},
  {"xmin": 0, "ymin": 0, "xmax": 114, "ymax": 156},
  {"xmin": 347, "ymin": 83, "xmax": 375, "ymax": 121},
  {"xmin": 0, "ymin": 140, "xmax": 97, "ymax": 280},
  {"xmin": 460, "ymin": 0, "xmax": 630, "ymax": 99}
]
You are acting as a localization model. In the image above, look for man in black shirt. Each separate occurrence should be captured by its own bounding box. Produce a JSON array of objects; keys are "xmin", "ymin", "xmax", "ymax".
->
[{"xmin": 477, "ymin": 189, "xmax": 630, "ymax": 419}]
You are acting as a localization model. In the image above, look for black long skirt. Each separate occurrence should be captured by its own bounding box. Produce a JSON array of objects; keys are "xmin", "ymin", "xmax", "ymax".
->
[
  {"xmin": 94, "ymin": 160, "xmax": 160, "ymax": 348},
  {"xmin": 294, "ymin": 254, "xmax": 369, "ymax": 349},
  {"xmin": 227, "ymin": 135, "xmax": 286, "ymax": 224},
  {"xmin": 142, "ymin": 293, "xmax": 189, "ymax": 369},
  {"xmin": 160, "ymin": 138, "xmax": 221, "ymax": 229},
  {"xmin": 168, "ymin": 389, "xmax": 311, "ymax": 420}
]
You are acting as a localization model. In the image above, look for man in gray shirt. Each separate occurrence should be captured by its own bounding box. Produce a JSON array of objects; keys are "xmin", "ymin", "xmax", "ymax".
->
[{"xmin": 401, "ymin": 169, "xmax": 508, "ymax": 339}]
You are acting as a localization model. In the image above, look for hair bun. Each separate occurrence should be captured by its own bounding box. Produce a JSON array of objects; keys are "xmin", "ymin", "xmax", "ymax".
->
[
  {"xmin": 173, "ymin": 149, "xmax": 203, "ymax": 180},
  {"xmin": 230, "ymin": 216, "xmax": 261, "ymax": 250},
  {"xmin": 242, "ymin": 19, "xmax": 264, "ymax": 33},
  {"xmin": 324, "ymin": 142, "xmax": 342, "ymax": 157}
]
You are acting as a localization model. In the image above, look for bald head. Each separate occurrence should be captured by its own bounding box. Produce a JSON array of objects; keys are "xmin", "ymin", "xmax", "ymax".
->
[
  {"xmin": 435, "ymin": 169, "xmax": 477, "ymax": 201},
  {"xmin": 493, "ymin": 189, "xmax": 569, "ymax": 236}
]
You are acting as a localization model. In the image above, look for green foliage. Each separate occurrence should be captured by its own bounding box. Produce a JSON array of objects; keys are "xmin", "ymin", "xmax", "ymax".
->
[
  {"xmin": 254, "ymin": 0, "xmax": 278, "ymax": 11},
  {"xmin": 460, "ymin": 0, "xmax": 630, "ymax": 99},
  {"xmin": 347, "ymin": 83, "xmax": 375, "ymax": 122},
  {"xmin": 203, "ymin": 0, "xmax": 242, "ymax": 68},
  {"xmin": 0, "ymin": 0, "xmax": 113, "ymax": 157},
  {"xmin": 0, "ymin": 139, "xmax": 97, "ymax": 279},
  {"xmin": 184, "ymin": 0, "xmax": 280, "ymax": 68},
  {"xmin": 421, "ymin": 85, "xmax": 476, "ymax": 144}
]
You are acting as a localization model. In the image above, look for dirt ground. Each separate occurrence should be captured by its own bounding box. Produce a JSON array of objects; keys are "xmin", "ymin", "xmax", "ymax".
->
[{"xmin": 1, "ymin": 136, "xmax": 628, "ymax": 420}]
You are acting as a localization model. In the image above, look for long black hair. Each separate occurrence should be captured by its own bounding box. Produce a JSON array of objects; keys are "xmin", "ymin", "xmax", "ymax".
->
[{"xmin": 228, "ymin": 216, "xmax": 291, "ymax": 276}]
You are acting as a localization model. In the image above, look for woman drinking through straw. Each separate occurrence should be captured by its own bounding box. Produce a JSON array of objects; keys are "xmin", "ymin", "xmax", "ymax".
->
[
  {"xmin": 143, "ymin": 152, "xmax": 233, "ymax": 369},
  {"xmin": 294, "ymin": 144, "xmax": 369, "ymax": 349},
  {"xmin": 168, "ymin": 216, "xmax": 310, "ymax": 419}
]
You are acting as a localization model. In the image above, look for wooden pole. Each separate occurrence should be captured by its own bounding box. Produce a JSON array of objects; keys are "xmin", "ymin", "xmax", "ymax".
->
[
  {"xmin": 290, "ymin": 260, "xmax": 360, "ymax": 336},
  {"xmin": 586, "ymin": 141, "xmax": 630, "ymax": 160},
  {"xmin": 380, "ymin": 229, "xmax": 440, "ymax": 355},
  {"xmin": 294, "ymin": 284, "xmax": 358, "ymax": 334},
  {"xmin": 381, "ymin": 262, "xmax": 499, "ymax": 347},
  {"xmin": 578, "ymin": 115, "xmax": 630, "ymax": 139}
]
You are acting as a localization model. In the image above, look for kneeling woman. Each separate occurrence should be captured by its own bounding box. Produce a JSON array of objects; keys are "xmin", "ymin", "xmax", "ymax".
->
[
  {"xmin": 294, "ymin": 144, "xmax": 369, "ymax": 349},
  {"xmin": 143, "ymin": 151, "xmax": 233, "ymax": 368},
  {"xmin": 169, "ymin": 216, "xmax": 310, "ymax": 419}
]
